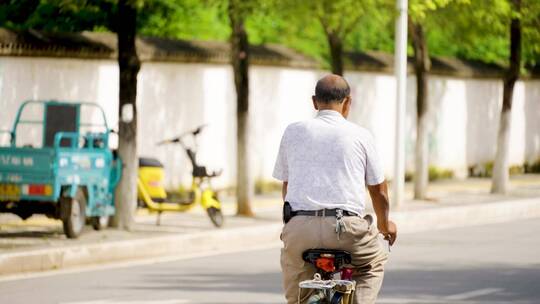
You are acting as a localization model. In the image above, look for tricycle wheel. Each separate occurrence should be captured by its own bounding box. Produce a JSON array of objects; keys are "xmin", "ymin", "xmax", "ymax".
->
[
  {"xmin": 206, "ymin": 207, "xmax": 224, "ymax": 228},
  {"xmin": 16, "ymin": 211, "xmax": 33, "ymax": 221},
  {"xmin": 90, "ymin": 216, "xmax": 109, "ymax": 230},
  {"xmin": 60, "ymin": 189, "xmax": 86, "ymax": 239}
]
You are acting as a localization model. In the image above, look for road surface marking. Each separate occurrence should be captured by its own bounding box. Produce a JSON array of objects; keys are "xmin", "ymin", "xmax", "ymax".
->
[
  {"xmin": 379, "ymin": 288, "xmax": 503, "ymax": 304},
  {"xmin": 60, "ymin": 300, "xmax": 191, "ymax": 304},
  {"xmin": 444, "ymin": 287, "xmax": 502, "ymax": 300},
  {"xmin": 378, "ymin": 297, "xmax": 453, "ymax": 304}
]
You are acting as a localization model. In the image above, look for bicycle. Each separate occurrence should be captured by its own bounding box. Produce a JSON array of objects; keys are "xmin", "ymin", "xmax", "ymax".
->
[{"xmin": 299, "ymin": 248, "xmax": 356, "ymax": 304}]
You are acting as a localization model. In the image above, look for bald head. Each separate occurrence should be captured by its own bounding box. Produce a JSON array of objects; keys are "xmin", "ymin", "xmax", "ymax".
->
[{"xmin": 314, "ymin": 74, "xmax": 351, "ymax": 104}]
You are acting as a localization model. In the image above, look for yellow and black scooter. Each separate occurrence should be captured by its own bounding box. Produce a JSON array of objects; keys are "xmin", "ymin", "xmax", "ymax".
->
[{"xmin": 137, "ymin": 125, "xmax": 223, "ymax": 227}]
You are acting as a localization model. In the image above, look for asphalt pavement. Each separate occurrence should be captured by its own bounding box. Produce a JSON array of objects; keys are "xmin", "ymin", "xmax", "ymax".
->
[{"xmin": 0, "ymin": 218, "xmax": 539, "ymax": 304}]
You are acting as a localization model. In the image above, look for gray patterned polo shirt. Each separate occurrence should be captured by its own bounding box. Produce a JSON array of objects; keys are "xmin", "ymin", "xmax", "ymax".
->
[{"xmin": 272, "ymin": 109, "xmax": 385, "ymax": 215}]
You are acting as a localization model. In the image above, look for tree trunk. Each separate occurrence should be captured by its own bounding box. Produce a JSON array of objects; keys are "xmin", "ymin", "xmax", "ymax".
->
[
  {"xmin": 229, "ymin": 0, "xmax": 254, "ymax": 216},
  {"xmin": 111, "ymin": 0, "xmax": 141, "ymax": 229},
  {"xmin": 492, "ymin": 0, "xmax": 521, "ymax": 194},
  {"xmin": 409, "ymin": 20, "xmax": 431, "ymax": 200},
  {"xmin": 327, "ymin": 31, "xmax": 344, "ymax": 76}
]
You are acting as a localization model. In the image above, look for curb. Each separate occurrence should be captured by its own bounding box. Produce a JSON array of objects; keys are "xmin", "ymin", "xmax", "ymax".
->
[
  {"xmin": 0, "ymin": 197, "xmax": 539, "ymax": 276},
  {"xmin": 0, "ymin": 223, "xmax": 282, "ymax": 276},
  {"xmin": 393, "ymin": 197, "xmax": 540, "ymax": 233}
]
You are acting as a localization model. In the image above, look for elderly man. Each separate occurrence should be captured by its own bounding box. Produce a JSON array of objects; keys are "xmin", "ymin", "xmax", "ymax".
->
[{"xmin": 273, "ymin": 74, "xmax": 397, "ymax": 304}]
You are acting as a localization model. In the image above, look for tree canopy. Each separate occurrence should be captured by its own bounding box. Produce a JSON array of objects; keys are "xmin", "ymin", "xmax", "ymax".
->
[
  {"xmin": 0, "ymin": 0, "xmax": 115, "ymax": 32},
  {"xmin": 428, "ymin": 0, "xmax": 540, "ymax": 67},
  {"xmin": 1, "ymin": 0, "xmax": 539, "ymax": 68}
]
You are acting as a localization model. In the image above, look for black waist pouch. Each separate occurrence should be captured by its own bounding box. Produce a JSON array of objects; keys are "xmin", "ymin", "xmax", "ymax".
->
[{"xmin": 283, "ymin": 201, "xmax": 293, "ymax": 224}]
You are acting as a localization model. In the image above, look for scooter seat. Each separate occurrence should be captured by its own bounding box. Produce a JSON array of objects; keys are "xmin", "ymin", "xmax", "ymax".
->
[{"xmin": 139, "ymin": 157, "xmax": 164, "ymax": 168}]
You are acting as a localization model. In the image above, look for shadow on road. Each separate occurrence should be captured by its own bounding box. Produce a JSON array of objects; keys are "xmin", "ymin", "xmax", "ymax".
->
[
  {"xmin": 0, "ymin": 230, "xmax": 62, "ymax": 238},
  {"xmin": 380, "ymin": 265, "xmax": 540, "ymax": 303},
  {"xmin": 110, "ymin": 265, "xmax": 540, "ymax": 303}
]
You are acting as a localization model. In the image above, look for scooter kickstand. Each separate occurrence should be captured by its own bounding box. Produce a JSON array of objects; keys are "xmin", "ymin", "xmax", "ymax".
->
[{"xmin": 156, "ymin": 211, "xmax": 162, "ymax": 226}]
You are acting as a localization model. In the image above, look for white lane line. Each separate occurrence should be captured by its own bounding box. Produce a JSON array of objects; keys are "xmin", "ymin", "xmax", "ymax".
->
[
  {"xmin": 60, "ymin": 300, "xmax": 191, "ymax": 304},
  {"xmin": 378, "ymin": 297, "xmax": 447, "ymax": 304},
  {"xmin": 444, "ymin": 287, "xmax": 502, "ymax": 300},
  {"xmin": 0, "ymin": 241, "xmax": 282, "ymax": 282}
]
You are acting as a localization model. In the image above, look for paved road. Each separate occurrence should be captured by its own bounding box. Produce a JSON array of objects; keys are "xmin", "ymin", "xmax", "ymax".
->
[{"xmin": 1, "ymin": 219, "xmax": 539, "ymax": 304}]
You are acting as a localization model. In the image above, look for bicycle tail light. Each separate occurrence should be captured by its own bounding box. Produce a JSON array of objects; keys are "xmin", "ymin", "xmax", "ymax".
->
[
  {"xmin": 341, "ymin": 268, "xmax": 354, "ymax": 280},
  {"xmin": 316, "ymin": 256, "xmax": 336, "ymax": 273}
]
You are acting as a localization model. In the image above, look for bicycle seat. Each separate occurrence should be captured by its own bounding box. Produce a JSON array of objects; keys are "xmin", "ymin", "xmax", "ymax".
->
[{"xmin": 303, "ymin": 249, "xmax": 352, "ymax": 275}]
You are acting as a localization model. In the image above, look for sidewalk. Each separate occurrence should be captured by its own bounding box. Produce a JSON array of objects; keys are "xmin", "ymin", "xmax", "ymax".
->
[{"xmin": 0, "ymin": 175, "xmax": 539, "ymax": 276}]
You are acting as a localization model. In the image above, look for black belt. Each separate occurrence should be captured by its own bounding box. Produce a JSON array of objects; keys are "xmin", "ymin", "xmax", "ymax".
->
[{"xmin": 292, "ymin": 209, "xmax": 358, "ymax": 217}]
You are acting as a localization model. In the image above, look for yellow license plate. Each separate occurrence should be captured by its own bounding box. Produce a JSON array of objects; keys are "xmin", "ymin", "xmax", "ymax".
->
[{"xmin": 0, "ymin": 184, "xmax": 20, "ymax": 199}]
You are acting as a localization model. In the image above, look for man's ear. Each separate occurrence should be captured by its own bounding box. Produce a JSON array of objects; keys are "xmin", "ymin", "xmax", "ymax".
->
[
  {"xmin": 342, "ymin": 96, "xmax": 352, "ymax": 118},
  {"xmin": 312, "ymin": 96, "xmax": 319, "ymax": 110}
]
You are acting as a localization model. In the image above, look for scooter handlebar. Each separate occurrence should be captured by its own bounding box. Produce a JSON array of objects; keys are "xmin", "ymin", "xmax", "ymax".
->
[
  {"xmin": 156, "ymin": 138, "xmax": 181, "ymax": 145},
  {"xmin": 157, "ymin": 124, "xmax": 207, "ymax": 145},
  {"xmin": 192, "ymin": 124, "xmax": 207, "ymax": 136},
  {"xmin": 208, "ymin": 169, "xmax": 223, "ymax": 177}
]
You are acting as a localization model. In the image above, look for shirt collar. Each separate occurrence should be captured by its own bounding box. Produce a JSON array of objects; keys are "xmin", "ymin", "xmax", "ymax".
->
[{"xmin": 316, "ymin": 109, "xmax": 344, "ymax": 119}]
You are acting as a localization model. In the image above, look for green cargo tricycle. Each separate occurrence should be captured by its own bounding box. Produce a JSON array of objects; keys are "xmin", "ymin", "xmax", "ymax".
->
[{"xmin": 0, "ymin": 100, "xmax": 122, "ymax": 238}]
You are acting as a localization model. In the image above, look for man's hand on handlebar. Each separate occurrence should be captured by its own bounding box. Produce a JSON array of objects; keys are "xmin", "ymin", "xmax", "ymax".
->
[{"xmin": 378, "ymin": 220, "xmax": 397, "ymax": 246}]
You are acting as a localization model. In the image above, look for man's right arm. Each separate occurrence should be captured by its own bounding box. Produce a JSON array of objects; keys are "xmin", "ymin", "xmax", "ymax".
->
[
  {"xmin": 367, "ymin": 181, "xmax": 397, "ymax": 245},
  {"xmin": 273, "ymin": 127, "xmax": 290, "ymax": 201},
  {"xmin": 282, "ymin": 181, "xmax": 288, "ymax": 201}
]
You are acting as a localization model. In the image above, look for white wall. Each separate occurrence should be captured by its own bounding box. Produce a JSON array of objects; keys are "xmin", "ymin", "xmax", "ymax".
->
[
  {"xmin": 1, "ymin": 56, "xmax": 539, "ymax": 188},
  {"xmin": 0, "ymin": 57, "xmax": 118, "ymax": 147}
]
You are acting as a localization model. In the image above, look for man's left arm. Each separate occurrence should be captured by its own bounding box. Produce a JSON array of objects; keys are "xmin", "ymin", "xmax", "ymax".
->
[
  {"xmin": 364, "ymin": 132, "xmax": 397, "ymax": 245},
  {"xmin": 368, "ymin": 181, "xmax": 397, "ymax": 245}
]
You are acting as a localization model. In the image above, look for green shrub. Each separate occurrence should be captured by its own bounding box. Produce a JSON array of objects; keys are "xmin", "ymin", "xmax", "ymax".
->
[
  {"xmin": 404, "ymin": 167, "xmax": 454, "ymax": 182},
  {"xmin": 469, "ymin": 161, "xmax": 526, "ymax": 177},
  {"xmin": 405, "ymin": 171, "xmax": 414, "ymax": 182},
  {"xmin": 255, "ymin": 179, "xmax": 282, "ymax": 195},
  {"xmin": 524, "ymin": 158, "xmax": 540, "ymax": 173},
  {"xmin": 485, "ymin": 161, "xmax": 494, "ymax": 176},
  {"xmin": 468, "ymin": 161, "xmax": 493, "ymax": 177},
  {"xmin": 428, "ymin": 166, "xmax": 454, "ymax": 181},
  {"xmin": 509, "ymin": 164, "xmax": 524, "ymax": 175}
]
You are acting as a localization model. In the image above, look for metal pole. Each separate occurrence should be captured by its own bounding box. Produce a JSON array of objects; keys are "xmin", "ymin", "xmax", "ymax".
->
[{"xmin": 393, "ymin": 0, "xmax": 408, "ymax": 208}]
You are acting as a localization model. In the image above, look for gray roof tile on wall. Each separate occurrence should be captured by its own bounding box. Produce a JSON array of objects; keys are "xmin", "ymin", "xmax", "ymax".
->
[
  {"xmin": 344, "ymin": 51, "xmax": 506, "ymax": 78},
  {"xmin": 0, "ymin": 28, "xmax": 317, "ymax": 69},
  {"xmin": 1, "ymin": 28, "xmax": 537, "ymax": 79}
]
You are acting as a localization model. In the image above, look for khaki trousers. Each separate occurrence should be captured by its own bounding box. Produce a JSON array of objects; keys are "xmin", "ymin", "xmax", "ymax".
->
[{"xmin": 280, "ymin": 215, "xmax": 388, "ymax": 304}]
